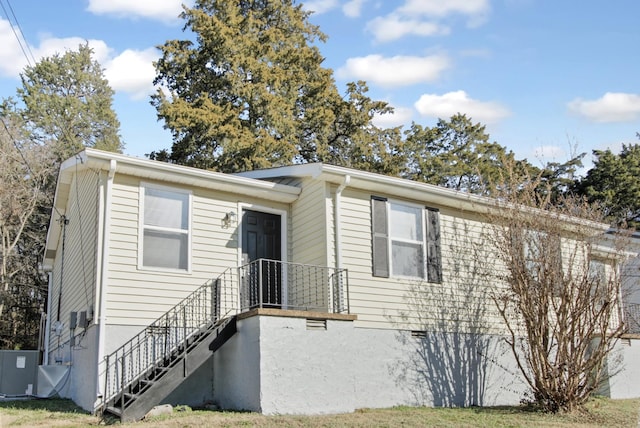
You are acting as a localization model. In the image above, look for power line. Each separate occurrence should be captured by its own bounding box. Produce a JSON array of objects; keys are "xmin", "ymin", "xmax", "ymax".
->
[
  {"xmin": 4, "ymin": 0, "xmax": 36, "ymax": 65},
  {"xmin": 0, "ymin": 117, "xmax": 36, "ymax": 179},
  {"xmin": 0, "ymin": 117, "xmax": 64, "ymax": 219},
  {"xmin": 0, "ymin": 0, "xmax": 35, "ymax": 67}
]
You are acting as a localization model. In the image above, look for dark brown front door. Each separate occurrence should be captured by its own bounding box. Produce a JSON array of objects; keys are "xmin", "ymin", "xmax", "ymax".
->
[{"xmin": 242, "ymin": 210, "xmax": 282, "ymax": 307}]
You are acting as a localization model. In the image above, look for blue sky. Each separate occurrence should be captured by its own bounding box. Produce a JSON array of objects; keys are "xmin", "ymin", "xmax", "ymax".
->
[{"xmin": 0, "ymin": 0, "xmax": 639, "ymax": 172}]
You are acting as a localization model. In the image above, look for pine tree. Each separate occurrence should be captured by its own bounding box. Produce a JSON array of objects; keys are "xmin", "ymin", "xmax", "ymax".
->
[
  {"xmin": 16, "ymin": 43, "xmax": 123, "ymax": 161},
  {"xmin": 151, "ymin": 0, "xmax": 400, "ymax": 173}
]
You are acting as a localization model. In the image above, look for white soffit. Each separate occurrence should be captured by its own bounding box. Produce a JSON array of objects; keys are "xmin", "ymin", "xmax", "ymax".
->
[{"xmin": 68, "ymin": 149, "xmax": 301, "ymax": 203}]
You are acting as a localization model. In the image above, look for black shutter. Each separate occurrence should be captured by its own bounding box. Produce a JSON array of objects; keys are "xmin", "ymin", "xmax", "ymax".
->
[
  {"xmin": 426, "ymin": 208, "xmax": 442, "ymax": 283},
  {"xmin": 371, "ymin": 196, "xmax": 389, "ymax": 277}
]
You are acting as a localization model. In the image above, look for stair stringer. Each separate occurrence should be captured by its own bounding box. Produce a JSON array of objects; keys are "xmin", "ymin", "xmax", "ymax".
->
[{"xmin": 105, "ymin": 316, "xmax": 237, "ymax": 422}]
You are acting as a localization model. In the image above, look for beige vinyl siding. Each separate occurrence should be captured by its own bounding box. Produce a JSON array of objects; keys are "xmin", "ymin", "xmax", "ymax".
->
[
  {"xmin": 339, "ymin": 187, "xmax": 508, "ymax": 333},
  {"xmin": 48, "ymin": 170, "xmax": 100, "ymax": 352},
  {"xmin": 290, "ymin": 178, "xmax": 328, "ymax": 267},
  {"xmin": 105, "ymin": 174, "xmax": 289, "ymax": 326}
]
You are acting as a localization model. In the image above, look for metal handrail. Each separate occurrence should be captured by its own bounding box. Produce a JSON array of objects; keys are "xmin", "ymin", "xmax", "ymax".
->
[
  {"xmin": 101, "ymin": 259, "xmax": 349, "ymax": 410},
  {"xmin": 101, "ymin": 274, "xmax": 237, "ymax": 408},
  {"xmin": 237, "ymin": 258, "xmax": 349, "ymax": 314}
]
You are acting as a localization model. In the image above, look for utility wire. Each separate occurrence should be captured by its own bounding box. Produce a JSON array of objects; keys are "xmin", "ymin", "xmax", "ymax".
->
[
  {"xmin": 0, "ymin": 117, "xmax": 64, "ymax": 218},
  {"xmin": 0, "ymin": 0, "xmax": 37, "ymax": 180},
  {"xmin": 0, "ymin": 117, "xmax": 36, "ymax": 179},
  {"xmin": 0, "ymin": 0, "xmax": 34, "ymax": 67},
  {"xmin": 4, "ymin": 0, "xmax": 36, "ymax": 65},
  {"xmin": 0, "ymin": 1, "xmax": 65, "ymax": 220}
]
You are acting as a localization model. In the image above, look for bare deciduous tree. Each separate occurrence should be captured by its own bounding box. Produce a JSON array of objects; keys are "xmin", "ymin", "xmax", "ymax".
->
[
  {"xmin": 484, "ymin": 176, "xmax": 629, "ymax": 412},
  {"xmin": 0, "ymin": 116, "xmax": 55, "ymax": 349}
]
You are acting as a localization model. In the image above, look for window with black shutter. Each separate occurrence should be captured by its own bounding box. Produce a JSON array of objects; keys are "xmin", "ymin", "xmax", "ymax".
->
[{"xmin": 371, "ymin": 196, "xmax": 442, "ymax": 283}]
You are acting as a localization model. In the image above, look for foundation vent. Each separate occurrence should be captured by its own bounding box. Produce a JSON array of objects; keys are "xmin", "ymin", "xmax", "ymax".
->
[
  {"xmin": 306, "ymin": 319, "xmax": 327, "ymax": 330},
  {"xmin": 411, "ymin": 330, "xmax": 427, "ymax": 339}
]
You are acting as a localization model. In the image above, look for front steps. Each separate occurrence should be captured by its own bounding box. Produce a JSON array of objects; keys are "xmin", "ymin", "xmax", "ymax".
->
[{"xmin": 103, "ymin": 316, "xmax": 237, "ymax": 422}]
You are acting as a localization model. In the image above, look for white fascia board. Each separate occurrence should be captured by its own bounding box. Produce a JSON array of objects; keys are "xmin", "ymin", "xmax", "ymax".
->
[
  {"xmin": 43, "ymin": 149, "xmax": 302, "ymax": 266},
  {"xmin": 242, "ymin": 163, "xmax": 492, "ymax": 212},
  {"xmin": 242, "ymin": 163, "xmax": 611, "ymax": 234},
  {"xmin": 237, "ymin": 163, "xmax": 325, "ymax": 180},
  {"xmin": 43, "ymin": 155, "xmax": 81, "ymax": 268},
  {"xmin": 79, "ymin": 149, "xmax": 301, "ymax": 202}
]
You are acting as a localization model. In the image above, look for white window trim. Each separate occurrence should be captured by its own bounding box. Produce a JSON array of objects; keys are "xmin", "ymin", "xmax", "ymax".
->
[
  {"xmin": 138, "ymin": 182, "xmax": 193, "ymax": 274},
  {"xmin": 388, "ymin": 199, "xmax": 427, "ymax": 280}
]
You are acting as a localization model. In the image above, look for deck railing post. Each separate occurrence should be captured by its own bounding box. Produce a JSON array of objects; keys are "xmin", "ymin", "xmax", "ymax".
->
[
  {"xmin": 182, "ymin": 306, "xmax": 187, "ymax": 377},
  {"xmin": 103, "ymin": 354, "xmax": 110, "ymax": 409},
  {"xmin": 258, "ymin": 260, "xmax": 263, "ymax": 308},
  {"xmin": 119, "ymin": 355, "xmax": 125, "ymax": 416}
]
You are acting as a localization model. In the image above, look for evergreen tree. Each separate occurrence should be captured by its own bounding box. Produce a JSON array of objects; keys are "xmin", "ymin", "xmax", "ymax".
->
[
  {"xmin": 403, "ymin": 114, "xmax": 523, "ymax": 194},
  {"xmin": 151, "ymin": 0, "xmax": 399, "ymax": 172},
  {"xmin": 15, "ymin": 43, "xmax": 123, "ymax": 161},
  {"xmin": 574, "ymin": 141, "xmax": 640, "ymax": 227}
]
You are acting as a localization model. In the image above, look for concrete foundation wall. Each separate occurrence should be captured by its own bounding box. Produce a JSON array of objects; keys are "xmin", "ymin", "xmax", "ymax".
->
[
  {"xmin": 214, "ymin": 316, "xmax": 262, "ymax": 411},
  {"xmin": 44, "ymin": 326, "xmax": 99, "ymax": 411},
  {"xmin": 214, "ymin": 314, "xmax": 528, "ymax": 415},
  {"xmin": 604, "ymin": 337, "xmax": 640, "ymax": 399},
  {"xmin": 259, "ymin": 317, "xmax": 358, "ymax": 414}
]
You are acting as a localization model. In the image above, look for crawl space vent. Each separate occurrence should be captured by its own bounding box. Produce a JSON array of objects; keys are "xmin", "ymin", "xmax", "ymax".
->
[
  {"xmin": 306, "ymin": 319, "xmax": 327, "ymax": 330},
  {"xmin": 411, "ymin": 330, "xmax": 427, "ymax": 339}
]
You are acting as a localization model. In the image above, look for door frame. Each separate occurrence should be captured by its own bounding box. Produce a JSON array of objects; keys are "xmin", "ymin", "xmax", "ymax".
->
[{"xmin": 237, "ymin": 202, "xmax": 288, "ymax": 307}]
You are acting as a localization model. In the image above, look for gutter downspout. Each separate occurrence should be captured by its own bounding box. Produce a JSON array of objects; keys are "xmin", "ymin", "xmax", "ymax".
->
[
  {"xmin": 334, "ymin": 175, "xmax": 350, "ymax": 311},
  {"xmin": 43, "ymin": 271, "xmax": 53, "ymax": 365},
  {"xmin": 334, "ymin": 175, "xmax": 351, "ymax": 270},
  {"xmin": 95, "ymin": 160, "xmax": 116, "ymax": 404}
]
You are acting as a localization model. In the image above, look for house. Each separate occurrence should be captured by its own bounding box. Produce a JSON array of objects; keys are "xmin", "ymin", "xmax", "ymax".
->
[{"xmin": 41, "ymin": 149, "xmax": 639, "ymax": 421}]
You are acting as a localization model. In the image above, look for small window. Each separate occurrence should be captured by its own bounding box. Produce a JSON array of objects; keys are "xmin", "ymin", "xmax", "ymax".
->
[
  {"xmin": 140, "ymin": 184, "xmax": 191, "ymax": 271},
  {"xmin": 371, "ymin": 197, "xmax": 441, "ymax": 283}
]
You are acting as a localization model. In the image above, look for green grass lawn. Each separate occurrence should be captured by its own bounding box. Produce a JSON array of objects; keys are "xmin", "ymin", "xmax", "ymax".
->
[{"xmin": 0, "ymin": 396, "xmax": 638, "ymax": 427}]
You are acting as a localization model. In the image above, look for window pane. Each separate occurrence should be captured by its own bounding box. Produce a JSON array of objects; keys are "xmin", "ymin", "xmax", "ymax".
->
[
  {"xmin": 143, "ymin": 230, "xmax": 188, "ymax": 270},
  {"xmin": 392, "ymin": 241, "xmax": 424, "ymax": 278},
  {"xmin": 390, "ymin": 203, "xmax": 422, "ymax": 241},
  {"xmin": 144, "ymin": 188, "xmax": 189, "ymax": 229}
]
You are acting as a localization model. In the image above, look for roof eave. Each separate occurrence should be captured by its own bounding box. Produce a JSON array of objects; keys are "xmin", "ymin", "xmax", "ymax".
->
[{"xmin": 43, "ymin": 149, "xmax": 302, "ymax": 266}]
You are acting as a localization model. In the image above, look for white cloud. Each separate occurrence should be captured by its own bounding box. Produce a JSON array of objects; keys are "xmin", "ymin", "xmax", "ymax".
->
[
  {"xmin": 366, "ymin": 15, "xmax": 449, "ymax": 42},
  {"xmin": 372, "ymin": 106, "xmax": 414, "ymax": 128},
  {"xmin": 0, "ymin": 19, "xmax": 31, "ymax": 76},
  {"xmin": 0, "ymin": 19, "xmax": 111, "ymax": 77},
  {"xmin": 343, "ymin": 0, "xmax": 367, "ymax": 18},
  {"xmin": 398, "ymin": 0, "xmax": 490, "ymax": 20},
  {"xmin": 0, "ymin": 18, "xmax": 157, "ymax": 101},
  {"xmin": 36, "ymin": 37, "xmax": 111, "ymax": 63},
  {"xmin": 104, "ymin": 48, "xmax": 159, "ymax": 100},
  {"xmin": 337, "ymin": 54, "xmax": 450, "ymax": 87},
  {"xmin": 86, "ymin": 0, "xmax": 192, "ymax": 22},
  {"xmin": 302, "ymin": 0, "xmax": 340, "ymax": 15},
  {"xmin": 567, "ymin": 92, "xmax": 640, "ymax": 123},
  {"xmin": 367, "ymin": 0, "xmax": 489, "ymax": 42},
  {"xmin": 414, "ymin": 90, "xmax": 510, "ymax": 124}
]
